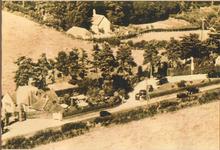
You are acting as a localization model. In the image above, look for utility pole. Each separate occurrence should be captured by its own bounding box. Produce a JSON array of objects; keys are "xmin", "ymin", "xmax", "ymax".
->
[{"xmin": 201, "ymin": 18, "xmax": 205, "ymax": 41}]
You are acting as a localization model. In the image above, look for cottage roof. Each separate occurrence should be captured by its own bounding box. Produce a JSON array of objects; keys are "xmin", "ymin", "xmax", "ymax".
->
[
  {"xmin": 48, "ymin": 82, "xmax": 78, "ymax": 92},
  {"xmin": 92, "ymin": 14, "xmax": 106, "ymax": 26},
  {"xmin": 66, "ymin": 26, "xmax": 92, "ymax": 39}
]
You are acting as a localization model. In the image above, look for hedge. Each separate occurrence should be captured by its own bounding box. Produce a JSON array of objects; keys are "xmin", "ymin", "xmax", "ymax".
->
[
  {"xmin": 63, "ymin": 98, "xmax": 122, "ymax": 118},
  {"xmin": 149, "ymin": 79, "xmax": 220, "ymax": 98},
  {"xmin": 92, "ymin": 26, "xmax": 200, "ymax": 45}
]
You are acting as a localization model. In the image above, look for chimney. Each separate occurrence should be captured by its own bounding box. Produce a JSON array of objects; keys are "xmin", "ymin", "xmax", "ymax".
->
[{"xmin": 93, "ymin": 9, "xmax": 96, "ymax": 16}]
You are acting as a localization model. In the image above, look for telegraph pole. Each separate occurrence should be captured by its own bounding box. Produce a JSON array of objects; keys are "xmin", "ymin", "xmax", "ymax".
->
[{"xmin": 201, "ymin": 18, "xmax": 205, "ymax": 41}]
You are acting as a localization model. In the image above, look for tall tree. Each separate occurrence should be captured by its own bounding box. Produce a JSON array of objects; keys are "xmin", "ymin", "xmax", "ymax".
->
[
  {"xmin": 116, "ymin": 44, "xmax": 137, "ymax": 79},
  {"xmin": 65, "ymin": 1, "xmax": 93, "ymax": 29},
  {"xmin": 55, "ymin": 51, "xmax": 69, "ymax": 76},
  {"xmin": 68, "ymin": 49, "xmax": 80, "ymax": 83},
  {"xmin": 14, "ymin": 56, "xmax": 35, "ymax": 88},
  {"xmin": 180, "ymin": 33, "xmax": 207, "ymax": 59},
  {"xmin": 143, "ymin": 40, "xmax": 161, "ymax": 77},
  {"xmin": 166, "ymin": 38, "xmax": 182, "ymax": 68}
]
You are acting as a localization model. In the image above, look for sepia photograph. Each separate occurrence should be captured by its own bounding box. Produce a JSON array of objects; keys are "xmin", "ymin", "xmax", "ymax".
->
[{"xmin": 1, "ymin": 1, "xmax": 220, "ymax": 149}]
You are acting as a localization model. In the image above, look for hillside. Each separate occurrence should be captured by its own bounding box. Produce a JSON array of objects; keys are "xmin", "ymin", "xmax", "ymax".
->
[
  {"xmin": 2, "ymin": 11, "xmax": 93, "ymax": 94},
  {"xmin": 36, "ymin": 101, "xmax": 220, "ymax": 150}
]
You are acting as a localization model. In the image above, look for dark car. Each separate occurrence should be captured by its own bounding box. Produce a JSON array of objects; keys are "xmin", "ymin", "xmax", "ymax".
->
[
  {"xmin": 186, "ymin": 86, "xmax": 199, "ymax": 94},
  {"xmin": 135, "ymin": 93, "xmax": 140, "ymax": 100},
  {"xmin": 157, "ymin": 77, "xmax": 168, "ymax": 85},
  {"xmin": 100, "ymin": 111, "xmax": 111, "ymax": 117},
  {"xmin": 177, "ymin": 92, "xmax": 188, "ymax": 99},
  {"xmin": 139, "ymin": 90, "xmax": 147, "ymax": 96}
]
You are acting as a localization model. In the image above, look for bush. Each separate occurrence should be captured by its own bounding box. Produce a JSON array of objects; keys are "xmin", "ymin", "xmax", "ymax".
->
[
  {"xmin": 61, "ymin": 122, "xmax": 88, "ymax": 133},
  {"xmin": 208, "ymin": 70, "xmax": 220, "ymax": 78},
  {"xmin": 4, "ymin": 136, "xmax": 32, "ymax": 149},
  {"xmin": 158, "ymin": 100, "xmax": 179, "ymax": 110},
  {"xmin": 177, "ymin": 80, "xmax": 187, "ymax": 88}
]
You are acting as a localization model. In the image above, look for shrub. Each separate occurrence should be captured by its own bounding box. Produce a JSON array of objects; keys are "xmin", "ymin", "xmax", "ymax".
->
[
  {"xmin": 61, "ymin": 122, "xmax": 88, "ymax": 133},
  {"xmin": 177, "ymin": 80, "xmax": 187, "ymax": 88},
  {"xmin": 158, "ymin": 100, "xmax": 179, "ymax": 110},
  {"xmin": 208, "ymin": 70, "xmax": 220, "ymax": 78},
  {"xmin": 4, "ymin": 136, "xmax": 32, "ymax": 149}
]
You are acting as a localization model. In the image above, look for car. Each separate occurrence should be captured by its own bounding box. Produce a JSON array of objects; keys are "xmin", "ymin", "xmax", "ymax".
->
[
  {"xmin": 135, "ymin": 93, "xmax": 140, "ymax": 100},
  {"xmin": 177, "ymin": 92, "xmax": 188, "ymax": 98},
  {"xmin": 139, "ymin": 90, "xmax": 147, "ymax": 96},
  {"xmin": 157, "ymin": 77, "xmax": 168, "ymax": 85},
  {"xmin": 186, "ymin": 86, "xmax": 199, "ymax": 94},
  {"xmin": 100, "ymin": 111, "xmax": 111, "ymax": 117}
]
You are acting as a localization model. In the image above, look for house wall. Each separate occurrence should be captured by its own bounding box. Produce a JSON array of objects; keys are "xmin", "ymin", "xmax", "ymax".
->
[
  {"xmin": 91, "ymin": 17, "xmax": 111, "ymax": 34},
  {"xmin": 99, "ymin": 17, "xmax": 111, "ymax": 34},
  {"xmin": 2, "ymin": 94, "xmax": 16, "ymax": 113}
]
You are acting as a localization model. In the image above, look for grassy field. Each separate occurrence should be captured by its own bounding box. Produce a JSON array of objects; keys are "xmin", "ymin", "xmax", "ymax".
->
[
  {"xmin": 2, "ymin": 11, "xmax": 93, "ymax": 94},
  {"xmin": 36, "ymin": 101, "xmax": 220, "ymax": 150}
]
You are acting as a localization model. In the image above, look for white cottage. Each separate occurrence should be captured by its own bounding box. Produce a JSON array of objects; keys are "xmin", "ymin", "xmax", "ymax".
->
[
  {"xmin": 215, "ymin": 56, "xmax": 220, "ymax": 66},
  {"xmin": 91, "ymin": 9, "xmax": 112, "ymax": 35}
]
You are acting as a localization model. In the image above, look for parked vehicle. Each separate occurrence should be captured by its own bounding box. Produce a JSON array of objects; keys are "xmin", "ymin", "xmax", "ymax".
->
[
  {"xmin": 139, "ymin": 90, "xmax": 147, "ymax": 96},
  {"xmin": 177, "ymin": 92, "xmax": 188, "ymax": 98},
  {"xmin": 186, "ymin": 86, "xmax": 199, "ymax": 94},
  {"xmin": 100, "ymin": 111, "xmax": 111, "ymax": 117},
  {"xmin": 147, "ymin": 85, "xmax": 154, "ymax": 92},
  {"xmin": 135, "ymin": 93, "xmax": 140, "ymax": 100},
  {"xmin": 157, "ymin": 77, "xmax": 168, "ymax": 85}
]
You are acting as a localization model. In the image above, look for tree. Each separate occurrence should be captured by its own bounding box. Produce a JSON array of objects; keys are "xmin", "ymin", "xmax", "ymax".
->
[
  {"xmin": 104, "ymin": 2, "xmax": 125, "ymax": 25},
  {"xmin": 95, "ymin": 42, "xmax": 117, "ymax": 79},
  {"xmin": 180, "ymin": 33, "xmax": 206, "ymax": 59},
  {"xmin": 116, "ymin": 44, "xmax": 136, "ymax": 79},
  {"xmin": 14, "ymin": 56, "xmax": 35, "ymax": 88},
  {"xmin": 92, "ymin": 44, "xmax": 101, "ymax": 73},
  {"xmin": 55, "ymin": 51, "xmax": 69, "ymax": 76},
  {"xmin": 33, "ymin": 53, "xmax": 51, "ymax": 89},
  {"xmin": 78, "ymin": 49, "xmax": 89, "ymax": 79},
  {"xmin": 65, "ymin": 1, "xmax": 93, "ymax": 29},
  {"xmin": 143, "ymin": 40, "xmax": 161, "ymax": 77},
  {"xmin": 166, "ymin": 38, "xmax": 182, "ymax": 68},
  {"xmin": 68, "ymin": 49, "xmax": 80, "ymax": 83}
]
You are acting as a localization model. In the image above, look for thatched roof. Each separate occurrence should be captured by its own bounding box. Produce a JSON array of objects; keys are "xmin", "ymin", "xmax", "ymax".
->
[
  {"xmin": 48, "ymin": 82, "xmax": 78, "ymax": 92},
  {"xmin": 66, "ymin": 26, "xmax": 92, "ymax": 39}
]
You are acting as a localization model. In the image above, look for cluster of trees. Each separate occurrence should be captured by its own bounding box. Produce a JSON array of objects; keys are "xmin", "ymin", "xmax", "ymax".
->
[
  {"xmin": 6, "ymin": 1, "xmax": 218, "ymax": 30},
  {"xmin": 15, "ymin": 43, "xmax": 139, "ymax": 99},
  {"xmin": 142, "ymin": 33, "xmax": 220, "ymax": 76}
]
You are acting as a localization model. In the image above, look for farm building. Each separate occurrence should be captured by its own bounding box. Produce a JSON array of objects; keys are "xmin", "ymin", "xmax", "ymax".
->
[
  {"xmin": 16, "ymin": 85, "xmax": 39, "ymax": 106},
  {"xmin": 91, "ymin": 9, "xmax": 112, "ymax": 35},
  {"xmin": 48, "ymin": 82, "xmax": 78, "ymax": 96},
  {"xmin": 66, "ymin": 26, "xmax": 93, "ymax": 39},
  {"xmin": 31, "ymin": 90, "xmax": 61, "ymax": 112}
]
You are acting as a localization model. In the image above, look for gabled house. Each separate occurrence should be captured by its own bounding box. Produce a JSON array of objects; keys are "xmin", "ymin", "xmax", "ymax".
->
[{"xmin": 91, "ymin": 9, "xmax": 112, "ymax": 35}]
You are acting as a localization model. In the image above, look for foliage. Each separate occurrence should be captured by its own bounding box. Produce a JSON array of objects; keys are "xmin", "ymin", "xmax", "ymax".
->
[
  {"xmin": 177, "ymin": 80, "xmax": 187, "ymax": 88},
  {"xmin": 116, "ymin": 44, "xmax": 137, "ymax": 78}
]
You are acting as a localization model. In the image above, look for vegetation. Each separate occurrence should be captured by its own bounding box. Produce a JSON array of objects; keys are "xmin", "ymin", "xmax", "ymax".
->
[
  {"xmin": 3, "ymin": 88, "xmax": 220, "ymax": 149},
  {"xmin": 3, "ymin": 1, "xmax": 219, "ymax": 30}
]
